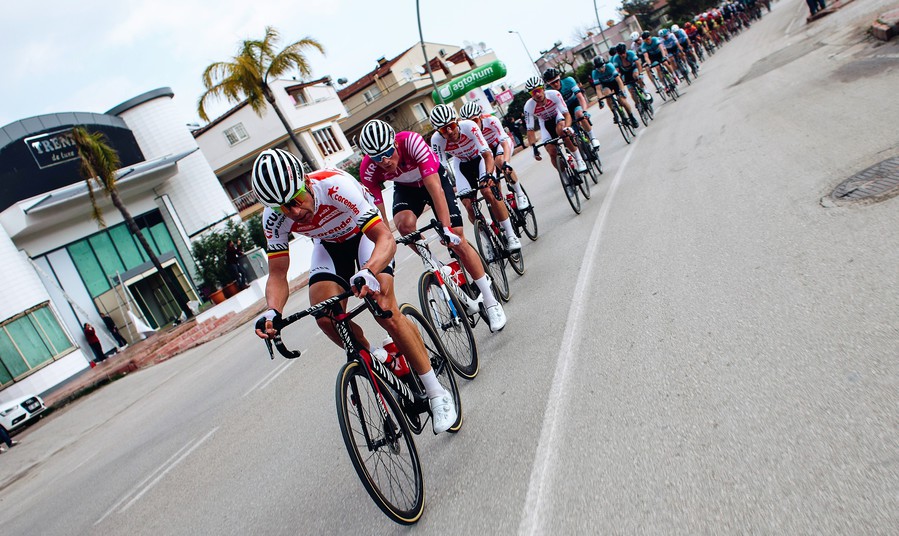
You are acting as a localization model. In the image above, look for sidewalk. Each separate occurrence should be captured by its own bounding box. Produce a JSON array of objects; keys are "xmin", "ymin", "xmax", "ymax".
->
[{"xmin": 41, "ymin": 274, "xmax": 309, "ymax": 412}]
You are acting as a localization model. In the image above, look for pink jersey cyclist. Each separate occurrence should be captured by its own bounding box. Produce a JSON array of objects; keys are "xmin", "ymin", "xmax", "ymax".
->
[
  {"xmin": 360, "ymin": 131, "xmax": 439, "ymax": 205},
  {"xmin": 430, "ymin": 119, "xmax": 492, "ymax": 193}
]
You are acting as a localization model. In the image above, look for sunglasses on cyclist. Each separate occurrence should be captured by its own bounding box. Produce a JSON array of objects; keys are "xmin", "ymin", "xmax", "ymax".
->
[
  {"xmin": 547, "ymin": 78, "xmax": 561, "ymax": 86},
  {"xmin": 529, "ymin": 86, "xmax": 545, "ymax": 95},
  {"xmin": 370, "ymin": 146, "xmax": 396, "ymax": 163},
  {"xmin": 276, "ymin": 190, "xmax": 308, "ymax": 213},
  {"xmin": 438, "ymin": 122, "xmax": 458, "ymax": 135}
]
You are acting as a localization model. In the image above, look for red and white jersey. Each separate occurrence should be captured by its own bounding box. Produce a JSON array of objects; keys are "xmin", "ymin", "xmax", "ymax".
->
[
  {"xmin": 359, "ymin": 131, "xmax": 440, "ymax": 205},
  {"xmin": 523, "ymin": 89, "xmax": 567, "ymax": 130},
  {"xmin": 263, "ymin": 169, "xmax": 382, "ymax": 258},
  {"xmin": 430, "ymin": 119, "xmax": 490, "ymax": 163},
  {"xmin": 479, "ymin": 115, "xmax": 510, "ymax": 149}
]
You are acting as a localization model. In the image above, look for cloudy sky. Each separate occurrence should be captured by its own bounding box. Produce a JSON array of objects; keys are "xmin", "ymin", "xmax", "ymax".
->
[{"xmin": 2, "ymin": 0, "xmax": 623, "ymax": 128}]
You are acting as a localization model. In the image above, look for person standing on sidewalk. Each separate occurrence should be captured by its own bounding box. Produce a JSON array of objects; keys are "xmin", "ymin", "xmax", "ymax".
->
[
  {"xmin": 0, "ymin": 426, "xmax": 19, "ymax": 453},
  {"xmin": 100, "ymin": 312, "xmax": 128, "ymax": 349},
  {"xmin": 82, "ymin": 323, "xmax": 105, "ymax": 363},
  {"xmin": 225, "ymin": 239, "xmax": 249, "ymax": 287}
]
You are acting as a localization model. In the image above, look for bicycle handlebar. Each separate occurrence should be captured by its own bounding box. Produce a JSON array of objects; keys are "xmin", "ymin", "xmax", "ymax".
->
[{"xmin": 263, "ymin": 277, "xmax": 391, "ymax": 360}]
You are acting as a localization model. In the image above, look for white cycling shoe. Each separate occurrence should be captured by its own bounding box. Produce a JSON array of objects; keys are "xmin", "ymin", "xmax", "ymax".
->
[
  {"xmin": 485, "ymin": 303, "xmax": 507, "ymax": 332},
  {"xmin": 591, "ymin": 138, "xmax": 601, "ymax": 150},
  {"xmin": 505, "ymin": 234, "xmax": 522, "ymax": 252},
  {"xmin": 515, "ymin": 193, "xmax": 531, "ymax": 210},
  {"xmin": 430, "ymin": 393, "xmax": 458, "ymax": 434},
  {"xmin": 575, "ymin": 159, "xmax": 587, "ymax": 173}
]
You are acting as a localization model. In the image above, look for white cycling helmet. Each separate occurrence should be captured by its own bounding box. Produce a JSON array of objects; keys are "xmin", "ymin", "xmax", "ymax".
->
[
  {"xmin": 358, "ymin": 119, "xmax": 395, "ymax": 155},
  {"xmin": 459, "ymin": 101, "xmax": 482, "ymax": 120},
  {"xmin": 524, "ymin": 76, "xmax": 544, "ymax": 92},
  {"xmin": 429, "ymin": 104, "xmax": 457, "ymax": 129},
  {"xmin": 672, "ymin": 24, "xmax": 680, "ymax": 32},
  {"xmin": 252, "ymin": 148, "xmax": 306, "ymax": 208},
  {"xmin": 630, "ymin": 31, "xmax": 641, "ymax": 41}
]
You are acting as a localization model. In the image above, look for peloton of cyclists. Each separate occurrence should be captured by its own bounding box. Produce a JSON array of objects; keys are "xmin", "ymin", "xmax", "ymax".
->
[
  {"xmin": 591, "ymin": 55, "xmax": 639, "ymax": 129},
  {"xmin": 541, "ymin": 67, "xmax": 602, "ymax": 150},
  {"xmin": 610, "ymin": 42, "xmax": 650, "ymax": 108},
  {"xmin": 428, "ymin": 103, "xmax": 523, "ymax": 254},
  {"xmin": 521, "ymin": 76, "xmax": 588, "ymax": 174},
  {"xmin": 458, "ymin": 101, "xmax": 530, "ymax": 210},
  {"xmin": 356, "ymin": 119, "xmax": 508, "ymax": 332},
  {"xmin": 638, "ymin": 30, "xmax": 678, "ymax": 89},
  {"xmin": 251, "ymin": 148, "xmax": 458, "ymax": 433}
]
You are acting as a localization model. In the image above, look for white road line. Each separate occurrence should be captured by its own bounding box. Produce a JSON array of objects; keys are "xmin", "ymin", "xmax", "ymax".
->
[
  {"xmin": 120, "ymin": 427, "xmax": 219, "ymax": 512},
  {"xmin": 242, "ymin": 359, "xmax": 291, "ymax": 398},
  {"xmin": 94, "ymin": 437, "xmax": 198, "ymax": 525},
  {"xmin": 258, "ymin": 357, "xmax": 299, "ymax": 390},
  {"xmin": 518, "ymin": 139, "xmax": 640, "ymax": 536}
]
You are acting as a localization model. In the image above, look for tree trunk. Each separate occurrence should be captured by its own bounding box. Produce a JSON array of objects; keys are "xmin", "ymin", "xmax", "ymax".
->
[
  {"xmin": 109, "ymin": 190, "xmax": 193, "ymax": 320},
  {"xmin": 263, "ymin": 84, "xmax": 317, "ymax": 170}
]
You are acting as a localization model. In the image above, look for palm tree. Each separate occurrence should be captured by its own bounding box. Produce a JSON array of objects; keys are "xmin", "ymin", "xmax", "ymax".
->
[
  {"xmin": 72, "ymin": 127, "xmax": 193, "ymax": 320},
  {"xmin": 198, "ymin": 26, "xmax": 325, "ymax": 170}
]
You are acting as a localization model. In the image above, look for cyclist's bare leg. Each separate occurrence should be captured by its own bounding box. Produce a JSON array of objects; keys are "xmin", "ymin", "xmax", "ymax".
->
[
  {"xmin": 310, "ymin": 280, "xmax": 371, "ymax": 350},
  {"xmin": 448, "ymin": 229, "xmax": 485, "ymax": 280},
  {"xmin": 546, "ymin": 143, "xmax": 560, "ymax": 172},
  {"xmin": 368, "ymin": 273, "xmax": 433, "ymax": 375},
  {"xmin": 460, "ymin": 197, "xmax": 476, "ymax": 225}
]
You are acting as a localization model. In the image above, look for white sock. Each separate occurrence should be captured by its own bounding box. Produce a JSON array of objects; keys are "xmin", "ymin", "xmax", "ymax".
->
[
  {"xmin": 419, "ymin": 370, "xmax": 448, "ymax": 399},
  {"xmin": 473, "ymin": 275, "xmax": 498, "ymax": 308},
  {"xmin": 511, "ymin": 181, "xmax": 525, "ymax": 196},
  {"xmin": 573, "ymin": 149, "xmax": 584, "ymax": 163},
  {"xmin": 500, "ymin": 218, "xmax": 515, "ymax": 238}
]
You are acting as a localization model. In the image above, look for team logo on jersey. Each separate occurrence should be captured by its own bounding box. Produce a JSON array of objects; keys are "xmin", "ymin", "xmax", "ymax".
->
[{"xmin": 327, "ymin": 185, "xmax": 360, "ymax": 215}]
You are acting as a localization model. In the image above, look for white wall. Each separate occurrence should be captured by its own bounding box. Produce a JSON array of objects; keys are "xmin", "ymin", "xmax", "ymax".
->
[{"xmin": 0, "ymin": 227, "xmax": 52, "ymax": 321}]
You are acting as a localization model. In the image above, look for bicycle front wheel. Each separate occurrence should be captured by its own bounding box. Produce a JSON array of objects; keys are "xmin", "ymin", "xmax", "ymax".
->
[
  {"xmin": 559, "ymin": 161, "xmax": 582, "ymax": 215},
  {"xmin": 475, "ymin": 221, "xmax": 511, "ymax": 301},
  {"xmin": 336, "ymin": 361, "xmax": 424, "ymax": 525},
  {"xmin": 517, "ymin": 185, "xmax": 539, "ymax": 241},
  {"xmin": 400, "ymin": 303, "xmax": 463, "ymax": 432},
  {"xmin": 417, "ymin": 273, "xmax": 478, "ymax": 380}
]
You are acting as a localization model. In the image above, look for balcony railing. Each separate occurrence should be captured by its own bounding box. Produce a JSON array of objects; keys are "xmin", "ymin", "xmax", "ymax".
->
[{"xmin": 231, "ymin": 191, "xmax": 259, "ymax": 211}]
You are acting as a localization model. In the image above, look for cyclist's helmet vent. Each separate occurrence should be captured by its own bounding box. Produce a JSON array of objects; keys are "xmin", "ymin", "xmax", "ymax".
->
[
  {"xmin": 593, "ymin": 56, "xmax": 606, "ymax": 69},
  {"xmin": 429, "ymin": 104, "xmax": 457, "ymax": 128},
  {"xmin": 542, "ymin": 67, "xmax": 560, "ymax": 82},
  {"xmin": 252, "ymin": 148, "xmax": 305, "ymax": 208},
  {"xmin": 524, "ymin": 76, "xmax": 544, "ymax": 92},
  {"xmin": 459, "ymin": 102, "xmax": 482, "ymax": 120},
  {"xmin": 358, "ymin": 119, "xmax": 396, "ymax": 156}
]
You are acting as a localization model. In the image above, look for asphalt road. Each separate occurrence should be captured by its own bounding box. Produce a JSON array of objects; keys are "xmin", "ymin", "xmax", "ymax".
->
[{"xmin": 1, "ymin": 0, "xmax": 897, "ymax": 533}]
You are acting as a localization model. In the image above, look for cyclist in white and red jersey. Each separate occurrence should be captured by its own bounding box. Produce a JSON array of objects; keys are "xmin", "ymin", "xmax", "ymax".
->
[
  {"xmin": 252, "ymin": 148, "xmax": 457, "ymax": 433},
  {"xmin": 429, "ymin": 104, "xmax": 522, "ymax": 253},
  {"xmin": 458, "ymin": 102, "xmax": 530, "ymax": 210},
  {"xmin": 357, "ymin": 119, "xmax": 507, "ymax": 332},
  {"xmin": 522, "ymin": 76, "xmax": 587, "ymax": 174}
]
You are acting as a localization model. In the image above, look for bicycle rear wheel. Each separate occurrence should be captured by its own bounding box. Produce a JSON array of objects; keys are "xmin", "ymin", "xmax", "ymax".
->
[
  {"xmin": 475, "ymin": 221, "xmax": 510, "ymax": 301},
  {"xmin": 577, "ymin": 167, "xmax": 592, "ymax": 199},
  {"xmin": 337, "ymin": 361, "xmax": 424, "ymax": 525},
  {"xmin": 400, "ymin": 303, "xmax": 463, "ymax": 433},
  {"xmin": 616, "ymin": 109, "xmax": 633, "ymax": 144},
  {"xmin": 517, "ymin": 185, "xmax": 539, "ymax": 241},
  {"xmin": 417, "ymin": 272, "xmax": 478, "ymax": 379},
  {"xmin": 508, "ymin": 241, "xmax": 525, "ymax": 276},
  {"xmin": 558, "ymin": 161, "xmax": 581, "ymax": 215}
]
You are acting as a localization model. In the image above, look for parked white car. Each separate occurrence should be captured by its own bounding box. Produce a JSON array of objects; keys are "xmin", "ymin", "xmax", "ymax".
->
[{"xmin": 0, "ymin": 394, "xmax": 46, "ymax": 434}]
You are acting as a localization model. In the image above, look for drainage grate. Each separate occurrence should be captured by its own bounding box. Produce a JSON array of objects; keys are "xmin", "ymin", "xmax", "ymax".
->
[{"xmin": 827, "ymin": 156, "xmax": 899, "ymax": 205}]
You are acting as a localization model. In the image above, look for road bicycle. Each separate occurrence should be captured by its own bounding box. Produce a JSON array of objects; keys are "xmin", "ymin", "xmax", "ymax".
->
[
  {"xmin": 572, "ymin": 112, "xmax": 603, "ymax": 183},
  {"xmin": 650, "ymin": 62, "xmax": 679, "ymax": 101},
  {"xmin": 602, "ymin": 92, "xmax": 637, "ymax": 144},
  {"xmin": 628, "ymin": 82, "xmax": 655, "ymax": 127},
  {"xmin": 535, "ymin": 135, "xmax": 590, "ymax": 215},
  {"xmin": 672, "ymin": 52, "xmax": 693, "ymax": 85},
  {"xmin": 264, "ymin": 280, "xmax": 461, "ymax": 525},
  {"xmin": 396, "ymin": 219, "xmax": 484, "ymax": 379},
  {"xmin": 459, "ymin": 180, "xmax": 520, "ymax": 285},
  {"xmin": 497, "ymin": 164, "xmax": 539, "ymax": 241}
]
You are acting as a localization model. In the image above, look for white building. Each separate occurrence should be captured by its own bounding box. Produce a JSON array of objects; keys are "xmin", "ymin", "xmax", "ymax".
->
[
  {"xmin": 0, "ymin": 88, "xmax": 238, "ymax": 402},
  {"xmin": 193, "ymin": 77, "xmax": 353, "ymax": 219}
]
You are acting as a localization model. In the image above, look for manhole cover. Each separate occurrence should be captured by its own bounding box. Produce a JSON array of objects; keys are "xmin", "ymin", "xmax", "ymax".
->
[{"xmin": 826, "ymin": 156, "xmax": 899, "ymax": 206}]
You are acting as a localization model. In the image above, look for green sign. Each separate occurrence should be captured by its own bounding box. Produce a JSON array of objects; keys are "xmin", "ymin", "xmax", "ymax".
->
[{"xmin": 431, "ymin": 60, "xmax": 508, "ymax": 104}]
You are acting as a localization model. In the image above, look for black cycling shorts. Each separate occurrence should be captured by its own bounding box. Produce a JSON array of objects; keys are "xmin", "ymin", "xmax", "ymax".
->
[
  {"xmin": 309, "ymin": 233, "xmax": 396, "ymax": 290},
  {"xmin": 392, "ymin": 165, "xmax": 463, "ymax": 228}
]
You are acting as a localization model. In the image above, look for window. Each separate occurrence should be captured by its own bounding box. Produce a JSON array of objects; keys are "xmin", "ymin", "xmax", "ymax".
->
[
  {"xmin": 223, "ymin": 123, "xmax": 249, "ymax": 146},
  {"xmin": 412, "ymin": 103, "xmax": 429, "ymax": 122},
  {"xmin": 292, "ymin": 90, "xmax": 308, "ymax": 106},
  {"xmin": 312, "ymin": 127, "xmax": 343, "ymax": 157},
  {"xmin": 582, "ymin": 47, "xmax": 597, "ymax": 61},
  {"xmin": 363, "ymin": 87, "xmax": 382, "ymax": 104},
  {"xmin": 0, "ymin": 304, "xmax": 74, "ymax": 385}
]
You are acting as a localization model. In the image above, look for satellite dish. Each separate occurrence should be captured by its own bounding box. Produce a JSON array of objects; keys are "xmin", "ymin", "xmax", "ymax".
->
[
  {"xmin": 477, "ymin": 42, "xmax": 487, "ymax": 52},
  {"xmin": 464, "ymin": 45, "xmax": 475, "ymax": 56},
  {"xmin": 402, "ymin": 68, "xmax": 414, "ymax": 81},
  {"xmin": 415, "ymin": 66, "xmax": 426, "ymax": 75}
]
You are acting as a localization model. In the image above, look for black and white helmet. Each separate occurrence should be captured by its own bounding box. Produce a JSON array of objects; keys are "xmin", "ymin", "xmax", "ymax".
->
[
  {"xmin": 524, "ymin": 76, "xmax": 544, "ymax": 92},
  {"xmin": 459, "ymin": 101, "xmax": 482, "ymax": 120},
  {"xmin": 429, "ymin": 104, "xmax": 457, "ymax": 129},
  {"xmin": 358, "ymin": 119, "xmax": 396, "ymax": 155},
  {"xmin": 251, "ymin": 148, "xmax": 306, "ymax": 208}
]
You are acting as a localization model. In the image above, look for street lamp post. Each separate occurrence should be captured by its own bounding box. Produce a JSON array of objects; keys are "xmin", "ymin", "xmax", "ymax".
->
[
  {"xmin": 417, "ymin": 0, "xmax": 444, "ymax": 103},
  {"xmin": 508, "ymin": 30, "xmax": 542, "ymax": 77},
  {"xmin": 592, "ymin": 0, "xmax": 612, "ymax": 55}
]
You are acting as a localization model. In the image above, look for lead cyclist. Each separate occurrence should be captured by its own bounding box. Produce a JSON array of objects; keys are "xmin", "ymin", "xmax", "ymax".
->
[{"xmin": 542, "ymin": 67, "xmax": 601, "ymax": 151}]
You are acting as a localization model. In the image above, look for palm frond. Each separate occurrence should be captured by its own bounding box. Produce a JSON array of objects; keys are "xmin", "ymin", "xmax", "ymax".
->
[{"xmin": 72, "ymin": 126, "xmax": 120, "ymax": 228}]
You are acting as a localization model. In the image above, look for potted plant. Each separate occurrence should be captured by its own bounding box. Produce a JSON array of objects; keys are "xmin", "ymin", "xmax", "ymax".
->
[{"xmin": 192, "ymin": 230, "xmax": 230, "ymax": 304}]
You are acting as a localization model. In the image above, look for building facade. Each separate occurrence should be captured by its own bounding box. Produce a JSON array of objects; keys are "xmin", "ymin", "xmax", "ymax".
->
[
  {"xmin": 193, "ymin": 78, "xmax": 353, "ymax": 219},
  {"xmin": 536, "ymin": 16, "xmax": 644, "ymax": 73},
  {"xmin": 0, "ymin": 88, "xmax": 238, "ymax": 402}
]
